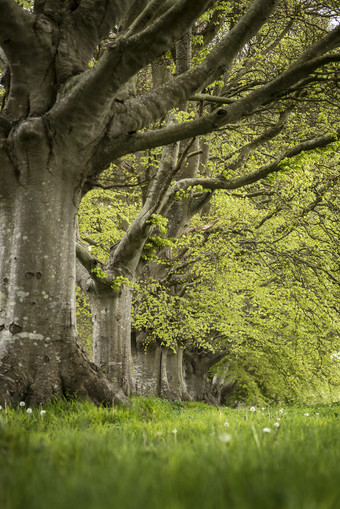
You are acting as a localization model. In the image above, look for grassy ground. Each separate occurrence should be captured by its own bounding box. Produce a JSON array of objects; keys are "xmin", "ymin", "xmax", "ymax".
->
[{"xmin": 1, "ymin": 397, "xmax": 339, "ymax": 509}]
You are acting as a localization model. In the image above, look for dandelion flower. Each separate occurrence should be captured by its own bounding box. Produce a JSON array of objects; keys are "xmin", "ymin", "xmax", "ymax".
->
[
  {"xmin": 274, "ymin": 422, "xmax": 280, "ymax": 428},
  {"xmin": 263, "ymin": 428, "xmax": 271, "ymax": 433},
  {"xmin": 40, "ymin": 410, "xmax": 46, "ymax": 416},
  {"xmin": 26, "ymin": 408, "xmax": 32, "ymax": 414},
  {"xmin": 250, "ymin": 406, "xmax": 256, "ymax": 412},
  {"xmin": 224, "ymin": 421, "xmax": 229, "ymax": 427},
  {"xmin": 219, "ymin": 433, "xmax": 232, "ymax": 443},
  {"xmin": 19, "ymin": 401, "xmax": 25, "ymax": 407},
  {"xmin": 279, "ymin": 408, "xmax": 284, "ymax": 414},
  {"xmin": 0, "ymin": 406, "xmax": 2, "ymax": 410},
  {"xmin": 172, "ymin": 428, "xmax": 177, "ymax": 434},
  {"xmin": 304, "ymin": 413, "xmax": 309, "ymax": 417},
  {"xmin": 316, "ymin": 413, "xmax": 319, "ymax": 416}
]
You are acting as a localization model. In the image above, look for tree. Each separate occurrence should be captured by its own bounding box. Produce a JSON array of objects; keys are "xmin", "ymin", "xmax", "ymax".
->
[
  {"xmin": 77, "ymin": 1, "xmax": 340, "ymax": 400},
  {"xmin": 1, "ymin": 0, "xmax": 339, "ymax": 406}
]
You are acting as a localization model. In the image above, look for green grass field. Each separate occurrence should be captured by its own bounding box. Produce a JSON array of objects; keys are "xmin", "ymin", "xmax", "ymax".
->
[{"xmin": 1, "ymin": 397, "xmax": 339, "ymax": 509}]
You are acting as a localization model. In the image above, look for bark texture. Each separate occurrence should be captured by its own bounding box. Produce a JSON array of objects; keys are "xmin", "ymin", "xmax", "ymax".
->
[
  {"xmin": 88, "ymin": 283, "xmax": 134, "ymax": 394},
  {"xmin": 0, "ymin": 122, "xmax": 116, "ymax": 405},
  {"xmin": 132, "ymin": 333, "xmax": 191, "ymax": 400}
]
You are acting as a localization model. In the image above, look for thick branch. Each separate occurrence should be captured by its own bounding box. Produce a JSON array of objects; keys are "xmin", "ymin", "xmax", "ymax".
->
[
  {"xmin": 96, "ymin": 46, "xmax": 340, "ymax": 164},
  {"xmin": 0, "ymin": 0, "xmax": 31, "ymax": 47},
  {"xmin": 108, "ymin": 0, "xmax": 279, "ymax": 138},
  {"xmin": 76, "ymin": 241, "xmax": 99, "ymax": 274},
  {"xmin": 48, "ymin": 0, "xmax": 213, "ymax": 147},
  {"xmin": 189, "ymin": 94, "xmax": 235, "ymax": 104},
  {"xmin": 55, "ymin": 1, "xmax": 140, "ymax": 83},
  {"xmin": 0, "ymin": 1, "xmax": 55, "ymax": 118}
]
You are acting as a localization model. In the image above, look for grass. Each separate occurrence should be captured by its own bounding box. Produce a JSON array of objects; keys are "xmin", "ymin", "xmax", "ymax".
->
[{"xmin": 1, "ymin": 397, "xmax": 339, "ymax": 509}]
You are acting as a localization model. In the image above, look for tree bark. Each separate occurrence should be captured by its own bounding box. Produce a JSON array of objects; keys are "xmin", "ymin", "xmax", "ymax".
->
[
  {"xmin": 184, "ymin": 350, "xmax": 221, "ymax": 405},
  {"xmin": 0, "ymin": 123, "xmax": 116, "ymax": 406},
  {"xmin": 132, "ymin": 332, "xmax": 191, "ymax": 400},
  {"xmin": 87, "ymin": 283, "xmax": 134, "ymax": 395}
]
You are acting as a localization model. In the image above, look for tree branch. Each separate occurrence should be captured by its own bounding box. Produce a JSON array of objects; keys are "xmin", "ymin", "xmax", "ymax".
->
[
  {"xmin": 163, "ymin": 129, "xmax": 340, "ymax": 201},
  {"xmin": 189, "ymin": 94, "xmax": 235, "ymax": 104},
  {"xmin": 96, "ymin": 44, "xmax": 340, "ymax": 164},
  {"xmin": 0, "ymin": 1, "xmax": 54, "ymax": 119},
  {"xmin": 76, "ymin": 240, "xmax": 100, "ymax": 274},
  {"xmin": 107, "ymin": 0, "xmax": 280, "ymax": 139},
  {"xmin": 47, "ymin": 0, "xmax": 213, "ymax": 149}
]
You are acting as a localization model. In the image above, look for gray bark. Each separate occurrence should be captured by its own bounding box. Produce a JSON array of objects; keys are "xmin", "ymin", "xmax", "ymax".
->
[
  {"xmin": 0, "ymin": 123, "xmax": 116, "ymax": 405},
  {"xmin": 184, "ymin": 350, "xmax": 225, "ymax": 404},
  {"xmin": 88, "ymin": 284, "xmax": 134, "ymax": 395},
  {"xmin": 132, "ymin": 333, "xmax": 191, "ymax": 400}
]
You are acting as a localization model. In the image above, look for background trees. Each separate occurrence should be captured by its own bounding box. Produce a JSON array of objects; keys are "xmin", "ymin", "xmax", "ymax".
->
[{"xmin": 76, "ymin": 2, "xmax": 340, "ymax": 404}]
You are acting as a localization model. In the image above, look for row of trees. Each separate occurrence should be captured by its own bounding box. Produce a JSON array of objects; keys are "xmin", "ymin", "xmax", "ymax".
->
[{"xmin": 1, "ymin": 0, "xmax": 340, "ymax": 405}]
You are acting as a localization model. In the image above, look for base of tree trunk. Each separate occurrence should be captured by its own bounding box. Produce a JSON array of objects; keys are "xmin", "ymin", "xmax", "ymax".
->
[
  {"xmin": 0, "ymin": 335, "xmax": 128, "ymax": 407},
  {"xmin": 132, "ymin": 333, "xmax": 192, "ymax": 401}
]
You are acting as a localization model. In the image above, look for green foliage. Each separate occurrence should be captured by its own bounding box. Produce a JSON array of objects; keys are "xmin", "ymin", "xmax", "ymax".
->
[
  {"xmin": 91, "ymin": 267, "xmax": 108, "ymax": 279},
  {"xmin": 76, "ymin": 288, "xmax": 93, "ymax": 356},
  {"xmin": 111, "ymin": 276, "xmax": 139, "ymax": 291},
  {"xmin": 15, "ymin": 0, "xmax": 34, "ymax": 9},
  {"xmin": 75, "ymin": 1, "xmax": 340, "ymax": 406},
  {"xmin": 146, "ymin": 213, "xmax": 168, "ymax": 233},
  {"xmin": 1, "ymin": 398, "xmax": 339, "ymax": 509},
  {"xmin": 78, "ymin": 188, "xmax": 140, "ymax": 262},
  {"xmin": 134, "ymin": 150, "xmax": 340, "ymax": 403}
]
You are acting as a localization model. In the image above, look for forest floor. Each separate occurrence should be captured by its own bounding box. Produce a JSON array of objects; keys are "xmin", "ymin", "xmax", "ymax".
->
[{"xmin": 1, "ymin": 397, "xmax": 339, "ymax": 509}]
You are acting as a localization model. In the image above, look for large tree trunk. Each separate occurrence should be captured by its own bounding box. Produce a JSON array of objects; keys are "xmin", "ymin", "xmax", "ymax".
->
[
  {"xmin": 87, "ymin": 283, "xmax": 134, "ymax": 395},
  {"xmin": 131, "ymin": 333, "xmax": 162, "ymax": 396},
  {"xmin": 0, "ymin": 130, "xmax": 115, "ymax": 406},
  {"xmin": 184, "ymin": 350, "xmax": 221, "ymax": 405},
  {"xmin": 132, "ymin": 332, "xmax": 191, "ymax": 400}
]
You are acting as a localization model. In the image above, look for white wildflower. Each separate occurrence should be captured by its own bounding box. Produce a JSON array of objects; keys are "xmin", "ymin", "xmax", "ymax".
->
[
  {"xmin": 262, "ymin": 428, "xmax": 271, "ymax": 433},
  {"xmin": 19, "ymin": 401, "xmax": 25, "ymax": 407},
  {"xmin": 304, "ymin": 413, "xmax": 309, "ymax": 417},
  {"xmin": 250, "ymin": 406, "xmax": 256, "ymax": 412},
  {"xmin": 172, "ymin": 428, "xmax": 177, "ymax": 434},
  {"xmin": 26, "ymin": 408, "xmax": 32, "ymax": 414},
  {"xmin": 274, "ymin": 422, "xmax": 280, "ymax": 428},
  {"xmin": 224, "ymin": 421, "xmax": 229, "ymax": 427},
  {"xmin": 219, "ymin": 433, "xmax": 232, "ymax": 443},
  {"xmin": 279, "ymin": 408, "xmax": 284, "ymax": 414},
  {"xmin": 40, "ymin": 410, "xmax": 46, "ymax": 416}
]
